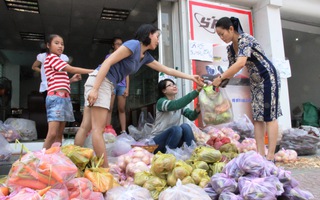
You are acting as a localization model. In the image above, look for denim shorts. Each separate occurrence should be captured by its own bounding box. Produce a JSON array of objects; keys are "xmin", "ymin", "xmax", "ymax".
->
[
  {"xmin": 114, "ymin": 85, "xmax": 126, "ymax": 96},
  {"xmin": 46, "ymin": 95, "xmax": 75, "ymax": 122}
]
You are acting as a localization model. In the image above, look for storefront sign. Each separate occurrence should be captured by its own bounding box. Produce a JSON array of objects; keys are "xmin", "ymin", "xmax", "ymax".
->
[{"xmin": 188, "ymin": 0, "xmax": 254, "ymax": 125}]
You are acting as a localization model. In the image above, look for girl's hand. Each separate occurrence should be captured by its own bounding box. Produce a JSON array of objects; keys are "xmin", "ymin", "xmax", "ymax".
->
[
  {"xmin": 196, "ymin": 85, "xmax": 202, "ymax": 93},
  {"xmin": 70, "ymin": 74, "xmax": 82, "ymax": 83},
  {"xmin": 87, "ymin": 89, "xmax": 98, "ymax": 107},
  {"xmin": 123, "ymin": 89, "xmax": 129, "ymax": 97},
  {"xmin": 191, "ymin": 75, "xmax": 205, "ymax": 86}
]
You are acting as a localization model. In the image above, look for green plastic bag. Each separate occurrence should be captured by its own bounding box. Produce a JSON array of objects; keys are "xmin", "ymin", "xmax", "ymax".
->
[{"xmin": 302, "ymin": 102, "xmax": 319, "ymax": 127}]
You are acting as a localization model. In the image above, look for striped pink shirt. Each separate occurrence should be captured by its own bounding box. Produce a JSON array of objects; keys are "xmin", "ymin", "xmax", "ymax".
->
[{"xmin": 44, "ymin": 54, "xmax": 70, "ymax": 93}]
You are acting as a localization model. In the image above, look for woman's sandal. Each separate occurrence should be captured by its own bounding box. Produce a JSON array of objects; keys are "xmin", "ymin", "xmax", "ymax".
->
[
  {"xmin": 264, "ymin": 156, "xmax": 276, "ymax": 164},
  {"xmin": 267, "ymin": 159, "xmax": 276, "ymax": 164}
]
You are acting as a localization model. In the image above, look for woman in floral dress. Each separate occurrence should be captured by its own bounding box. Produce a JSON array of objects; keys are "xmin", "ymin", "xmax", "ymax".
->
[{"xmin": 212, "ymin": 17, "xmax": 282, "ymax": 162}]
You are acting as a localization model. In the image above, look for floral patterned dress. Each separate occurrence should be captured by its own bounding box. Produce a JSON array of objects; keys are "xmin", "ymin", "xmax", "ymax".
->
[{"xmin": 227, "ymin": 33, "xmax": 282, "ymax": 121}]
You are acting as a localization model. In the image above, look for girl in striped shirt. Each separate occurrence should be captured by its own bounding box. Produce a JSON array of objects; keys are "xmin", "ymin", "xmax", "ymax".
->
[{"xmin": 43, "ymin": 34, "xmax": 93, "ymax": 149}]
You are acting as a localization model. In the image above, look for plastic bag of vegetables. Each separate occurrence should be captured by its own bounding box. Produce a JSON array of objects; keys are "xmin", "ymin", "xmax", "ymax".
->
[
  {"xmin": 7, "ymin": 143, "xmax": 78, "ymax": 191},
  {"xmin": 4, "ymin": 187, "xmax": 51, "ymax": 200},
  {"xmin": 150, "ymin": 152, "xmax": 176, "ymax": 176},
  {"xmin": 66, "ymin": 177, "xmax": 98, "ymax": 199},
  {"xmin": 143, "ymin": 176, "xmax": 167, "ymax": 200},
  {"xmin": 61, "ymin": 144, "xmax": 94, "ymax": 170},
  {"xmin": 237, "ymin": 151, "xmax": 265, "ymax": 177},
  {"xmin": 199, "ymin": 86, "xmax": 233, "ymax": 126},
  {"xmin": 207, "ymin": 173, "xmax": 237, "ymax": 194},
  {"xmin": 0, "ymin": 121, "xmax": 20, "ymax": 142},
  {"xmin": 274, "ymin": 148, "xmax": 298, "ymax": 163},
  {"xmin": 280, "ymin": 185, "xmax": 314, "ymax": 200},
  {"xmin": 167, "ymin": 160, "xmax": 193, "ymax": 186},
  {"xmin": 238, "ymin": 176, "xmax": 284, "ymax": 200},
  {"xmin": 190, "ymin": 146, "xmax": 222, "ymax": 163},
  {"xmin": 134, "ymin": 171, "xmax": 153, "ymax": 186},
  {"xmin": 159, "ymin": 179, "xmax": 211, "ymax": 200},
  {"xmin": 218, "ymin": 191, "xmax": 243, "ymax": 200},
  {"xmin": 191, "ymin": 168, "xmax": 210, "ymax": 188},
  {"xmin": 4, "ymin": 118, "xmax": 37, "ymax": 141}
]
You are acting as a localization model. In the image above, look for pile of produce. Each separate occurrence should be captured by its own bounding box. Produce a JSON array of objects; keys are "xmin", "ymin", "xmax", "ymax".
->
[
  {"xmin": 109, "ymin": 146, "xmax": 154, "ymax": 186},
  {"xmin": 204, "ymin": 151, "xmax": 314, "ymax": 199},
  {"xmin": 0, "ymin": 120, "xmax": 317, "ymax": 199},
  {"xmin": 131, "ymin": 146, "xmax": 227, "ymax": 199},
  {"xmin": 0, "ymin": 143, "xmax": 116, "ymax": 199}
]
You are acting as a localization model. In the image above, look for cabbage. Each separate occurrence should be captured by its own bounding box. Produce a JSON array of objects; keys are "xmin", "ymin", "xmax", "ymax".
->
[
  {"xmin": 193, "ymin": 161, "xmax": 209, "ymax": 171},
  {"xmin": 199, "ymin": 177, "xmax": 210, "ymax": 188},
  {"xmin": 210, "ymin": 162, "xmax": 226, "ymax": 175},
  {"xmin": 143, "ymin": 176, "xmax": 167, "ymax": 200},
  {"xmin": 191, "ymin": 146, "xmax": 222, "ymax": 163},
  {"xmin": 175, "ymin": 160, "xmax": 193, "ymax": 174},
  {"xmin": 134, "ymin": 171, "xmax": 152, "ymax": 186},
  {"xmin": 181, "ymin": 176, "xmax": 195, "ymax": 185},
  {"xmin": 219, "ymin": 143, "xmax": 238, "ymax": 153},
  {"xmin": 191, "ymin": 168, "xmax": 209, "ymax": 185},
  {"xmin": 173, "ymin": 166, "xmax": 190, "ymax": 181},
  {"xmin": 151, "ymin": 152, "xmax": 176, "ymax": 176},
  {"xmin": 167, "ymin": 171, "xmax": 177, "ymax": 187}
]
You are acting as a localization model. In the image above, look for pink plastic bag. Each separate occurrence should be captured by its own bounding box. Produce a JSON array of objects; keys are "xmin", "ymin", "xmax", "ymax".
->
[{"xmin": 6, "ymin": 188, "xmax": 41, "ymax": 200}]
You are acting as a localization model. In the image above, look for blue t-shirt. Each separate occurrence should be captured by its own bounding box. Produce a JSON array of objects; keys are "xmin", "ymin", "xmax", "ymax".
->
[
  {"xmin": 104, "ymin": 54, "xmax": 126, "ymax": 87},
  {"xmin": 96, "ymin": 40, "xmax": 154, "ymax": 85}
]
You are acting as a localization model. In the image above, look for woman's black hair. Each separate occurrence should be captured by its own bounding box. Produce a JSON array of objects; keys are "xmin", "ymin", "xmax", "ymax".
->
[
  {"xmin": 157, "ymin": 78, "xmax": 175, "ymax": 99},
  {"xmin": 45, "ymin": 34, "xmax": 63, "ymax": 53},
  {"xmin": 216, "ymin": 17, "xmax": 244, "ymax": 33},
  {"xmin": 134, "ymin": 24, "xmax": 160, "ymax": 46}
]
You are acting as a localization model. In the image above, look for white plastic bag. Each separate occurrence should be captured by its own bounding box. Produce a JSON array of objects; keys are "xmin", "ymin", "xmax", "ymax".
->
[
  {"xmin": 111, "ymin": 132, "xmax": 136, "ymax": 157},
  {"xmin": 0, "ymin": 134, "xmax": 12, "ymax": 161},
  {"xmin": 4, "ymin": 118, "xmax": 37, "ymax": 141},
  {"xmin": 165, "ymin": 141, "xmax": 197, "ymax": 161},
  {"xmin": 159, "ymin": 179, "xmax": 211, "ymax": 200},
  {"xmin": 105, "ymin": 184, "xmax": 153, "ymax": 200}
]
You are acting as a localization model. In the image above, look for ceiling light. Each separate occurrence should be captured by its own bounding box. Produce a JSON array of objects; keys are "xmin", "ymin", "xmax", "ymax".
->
[
  {"xmin": 20, "ymin": 32, "xmax": 44, "ymax": 41},
  {"xmin": 101, "ymin": 8, "xmax": 130, "ymax": 21},
  {"xmin": 4, "ymin": 0, "xmax": 39, "ymax": 13},
  {"xmin": 295, "ymin": 38, "xmax": 299, "ymax": 41}
]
